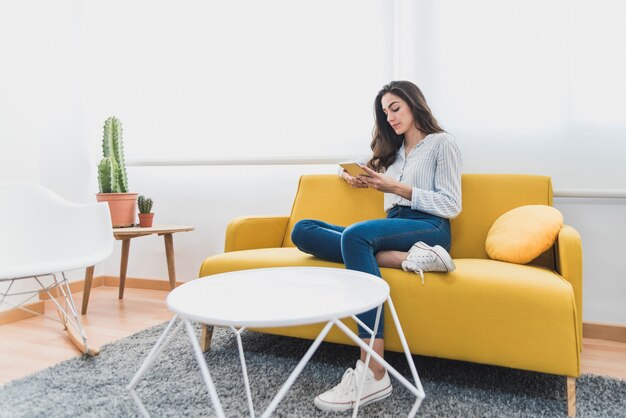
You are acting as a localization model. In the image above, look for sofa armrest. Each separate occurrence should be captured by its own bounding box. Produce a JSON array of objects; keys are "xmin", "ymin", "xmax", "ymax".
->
[
  {"xmin": 555, "ymin": 224, "xmax": 583, "ymax": 346},
  {"xmin": 224, "ymin": 216, "xmax": 290, "ymax": 252}
]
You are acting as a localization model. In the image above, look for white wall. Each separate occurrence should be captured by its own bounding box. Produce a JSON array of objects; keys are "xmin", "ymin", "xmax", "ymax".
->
[
  {"xmin": 0, "ymin": 1, "xmax": 42, "ymax": 182},
  {"xmin": 555, "ymin": 198, "xmax": 626, "ymax": 324},
  {"xmin": 1, "ymin": 1, "xmax": 625, "ymax": 325},
  {"xmin": 0, "ymin": 1, "xmax": 82, "ymax": 311},
  {"xmin": 408, "ymin": 0, "xmax": 626, "ymax": 191},
  {"xmin": 79, "ymin": 0, "xmax": 390, "ymax": 161}
]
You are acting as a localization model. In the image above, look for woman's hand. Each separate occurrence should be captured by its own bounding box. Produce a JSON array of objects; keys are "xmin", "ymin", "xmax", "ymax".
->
[
  {"xmin": 360, "ymin": 166, "xmax": 413, "ymax": 199},
  {"xmin": 359, "ymin": 166, "xmax": 396, "ymax": 192},
  {"xmin": 341, "ymin": 171, "xmax": 369, "ymax": 188}
]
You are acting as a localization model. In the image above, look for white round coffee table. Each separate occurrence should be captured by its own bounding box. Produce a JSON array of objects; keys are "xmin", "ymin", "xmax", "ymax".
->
[{"xmin": 128, "ymin": 267, "xmax": 425, "ymax": 417}]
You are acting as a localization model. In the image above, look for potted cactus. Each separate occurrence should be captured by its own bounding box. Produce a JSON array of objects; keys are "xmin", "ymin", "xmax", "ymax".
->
[
  {"xmin": 95, "ymin": 117, "xmax": 138, "ymax": 227},
  {"xmin": 137, "ymin": 195, "xmax": 154, "ymax": 227}
]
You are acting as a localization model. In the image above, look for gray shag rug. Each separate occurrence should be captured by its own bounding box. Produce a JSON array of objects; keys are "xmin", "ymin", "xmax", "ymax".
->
[{"xmin": 1, "ymin": 322, "xmax": 625, "ymax": 417}]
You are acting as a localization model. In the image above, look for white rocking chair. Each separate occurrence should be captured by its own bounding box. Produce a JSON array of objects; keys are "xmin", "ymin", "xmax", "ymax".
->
[{"xmin": 0, "ymin": 181, "xmax": 113, "ymax": 355}]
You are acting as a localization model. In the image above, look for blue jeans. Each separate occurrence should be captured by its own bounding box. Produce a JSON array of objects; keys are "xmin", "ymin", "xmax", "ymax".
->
[{"xmin": 291, "ymin": 205, "xmax": 451, "ymax": 339}]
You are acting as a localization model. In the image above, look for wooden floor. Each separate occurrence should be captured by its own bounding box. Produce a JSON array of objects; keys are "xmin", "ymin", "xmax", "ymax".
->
[
  {"xmin": 1, "ymin": 286, "xmax": 625, "ymax": 386},
  {"xmin": 0, "ymin": 286, "xmax": 172, "ymax": 385}
]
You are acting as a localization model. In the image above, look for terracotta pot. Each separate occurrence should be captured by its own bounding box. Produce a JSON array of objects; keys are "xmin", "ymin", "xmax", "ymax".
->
[
  {"xmin": 96, "ymin": 193, "xmax": 138, "ymax": 227},
  {"xmin": 138, "ymin": 213, "xmax": 154, "ymax": 228}
]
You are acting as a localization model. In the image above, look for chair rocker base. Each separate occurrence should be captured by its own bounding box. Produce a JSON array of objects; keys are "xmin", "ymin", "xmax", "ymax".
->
[{"xmin": 1, "ymin": 272, "xmax": 99, "ymax": 356}]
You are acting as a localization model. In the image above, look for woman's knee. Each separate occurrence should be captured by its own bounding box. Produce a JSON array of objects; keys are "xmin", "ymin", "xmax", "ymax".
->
[
  {"xmin": 341, "ymin": 222, "xmax": 374, "ymax": 250},
  {"xmin": 290, "ymin": 219, "xmax": 315, "ymax": 247}
]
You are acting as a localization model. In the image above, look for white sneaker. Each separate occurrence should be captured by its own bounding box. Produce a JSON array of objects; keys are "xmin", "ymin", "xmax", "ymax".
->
[
  {"xmin": 314, "ymin": 360, "xmax": 392, "ymax": 412},
  {"xmin": 401, "ymin": 241, "xmax": 456, "ymax": 284}
]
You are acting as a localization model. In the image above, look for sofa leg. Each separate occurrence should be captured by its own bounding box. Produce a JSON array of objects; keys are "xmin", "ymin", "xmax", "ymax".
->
[
  {"xmin": 200, "ymin": 325, "xmax": 214, "ymax": 352},
  {"xmin": 567, "ymin": 376, "xmax": 576, "ymax": 417}
]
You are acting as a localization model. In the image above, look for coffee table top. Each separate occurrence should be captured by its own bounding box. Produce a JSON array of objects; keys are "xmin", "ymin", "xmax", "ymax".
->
[{"xmin": 167, "ymin": 267, "xmax": 389, "ymax": 327}]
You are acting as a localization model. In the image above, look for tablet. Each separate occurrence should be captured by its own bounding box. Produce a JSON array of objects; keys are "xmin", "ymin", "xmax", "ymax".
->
[{"xmin": 339, "ymin": 162, "xmax": 369, "ymax": 177}]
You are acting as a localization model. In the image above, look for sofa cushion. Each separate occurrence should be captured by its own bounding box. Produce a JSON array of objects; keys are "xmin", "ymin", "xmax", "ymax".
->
[
  {"xmin": 485, "ymin": 205, "xmax": 563, "ymax": 264},
  {"xmin": 199, "ymin": 247, "xmax": 342, "ymax": 276}
]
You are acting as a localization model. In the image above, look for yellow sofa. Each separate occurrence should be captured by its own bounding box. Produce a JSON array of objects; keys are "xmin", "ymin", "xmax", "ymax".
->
[{"xmin": 199, "ymin": 174, "xmax": 582, "ymax": 415}]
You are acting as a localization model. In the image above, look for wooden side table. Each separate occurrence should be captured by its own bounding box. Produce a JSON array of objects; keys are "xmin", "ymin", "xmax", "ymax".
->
[{"xmin": 81, "ymin": 225, "xmax": 194, "ymax": 314}]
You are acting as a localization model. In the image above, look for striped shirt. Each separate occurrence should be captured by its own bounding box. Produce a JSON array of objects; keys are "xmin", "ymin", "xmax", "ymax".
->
[{"xmin": 355, "ymin": 132, "xmax": 462, "ymax": 218}]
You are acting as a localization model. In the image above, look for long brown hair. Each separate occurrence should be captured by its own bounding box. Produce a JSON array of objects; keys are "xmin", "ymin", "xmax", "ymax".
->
[{"xmin": 368, "ymin": 81, "xmax": 445, "ymax": 172}]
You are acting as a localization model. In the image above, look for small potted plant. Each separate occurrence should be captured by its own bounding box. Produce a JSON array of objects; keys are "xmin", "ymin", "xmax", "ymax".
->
[
  {"xmin": 137, "ymin": 195, "xmax": 154, "ymax": 227},
  {"xmin": 96, "ymin": 117, "xmax": 138, "ymax": 227}
]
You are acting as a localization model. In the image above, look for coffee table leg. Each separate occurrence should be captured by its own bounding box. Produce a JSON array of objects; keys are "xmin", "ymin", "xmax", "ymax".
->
[
  {"xmin": 352, "ymin": 299, "xmax": 425, "ymax": 415},
  {"xmin": 184, "ymin": 320, "xmax": 226, "ymax": 418},
  {"xmin": 353, "ymin": 304, "xmax": 383, "ymax": 418},
  {"xmin": 128, "ymin": 316, "xmax": 184, "ymax": 417},
  {"xmin": 334, "ymin": 307, "xmax": 425, "ymax": 417},
  {"xmin": 231, "ymin": 326, "xmax": 255, "ymax": 418},
  {"xmin": 260, "ymin": 320, "xmax": 335, "ymax": 418},
  {"xmin": 385, "ymin": 296, "xmax": 426, "ymax": 403}
]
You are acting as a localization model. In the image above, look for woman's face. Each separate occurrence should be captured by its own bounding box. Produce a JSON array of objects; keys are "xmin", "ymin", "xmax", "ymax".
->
[{"xmin": 381, "ymin": 93, "xmax": 415, "ymax": 135}]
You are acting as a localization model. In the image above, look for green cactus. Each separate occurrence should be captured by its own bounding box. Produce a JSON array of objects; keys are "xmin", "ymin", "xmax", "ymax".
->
[
  {"xmin": 97, "ymin": 157, "xmax": 119, "ymax": 193},
  {"xmin": 98, "ymin": 117, "xmax": 129, "ymax": 193},
  {"xmin": 137, "ymin": 195, "xmax": 153, "ymax": 214}
]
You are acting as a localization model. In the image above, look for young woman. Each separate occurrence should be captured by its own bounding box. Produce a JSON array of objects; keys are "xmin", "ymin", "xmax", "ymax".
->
[{"xmin": 290, "ymin": 80, "xmax": 462, "ymax": 411}]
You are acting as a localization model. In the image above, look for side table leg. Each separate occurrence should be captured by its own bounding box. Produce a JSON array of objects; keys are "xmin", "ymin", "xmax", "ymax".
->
[
  {"xmin": 81, "ymin": 265, "xmax": 95, "ymax": 314},
  {"xmin": 163, "ymin": 233, "xmax": 177, "ymax": 290},
  {"xmin": 119, "ymin": 239, "xmax": 131, "ymax": 299}
]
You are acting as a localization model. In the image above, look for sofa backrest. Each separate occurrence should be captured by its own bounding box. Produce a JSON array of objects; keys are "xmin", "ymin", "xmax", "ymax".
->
[
  {"xmin": 282, "ymin": 173, "xmax": 554, "ymax": 267},
  {"xmin": 451, "ymin": 174, "xmax": 553, "ymax": 266},
  {"xmin": 282, "ymin": 175, "xmax": 385, "ymax": 247}
]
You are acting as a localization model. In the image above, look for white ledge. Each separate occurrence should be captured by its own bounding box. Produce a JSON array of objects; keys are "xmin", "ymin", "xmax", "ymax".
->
[
  {"xmin": 554, "ymin": 190, "xmax": 626, "ymax": 199},
  {"xmin": 126, "ymin": 157, "xmax": 353, "ymax": 167}
]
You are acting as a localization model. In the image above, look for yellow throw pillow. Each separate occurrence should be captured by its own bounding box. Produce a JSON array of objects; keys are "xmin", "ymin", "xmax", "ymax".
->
[{"xmin": 486, "ymin": 205, "xmax": 563, "ymax": 264}]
